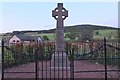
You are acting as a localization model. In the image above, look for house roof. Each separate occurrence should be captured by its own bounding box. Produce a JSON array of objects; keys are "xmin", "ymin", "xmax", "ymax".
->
[{"xmin": 15, "ymin": 35, "xmax": 41, "ymax": 41}]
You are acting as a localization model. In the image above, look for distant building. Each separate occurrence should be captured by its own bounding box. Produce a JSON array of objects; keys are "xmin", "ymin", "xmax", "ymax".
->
[{"xmin": 9, "ymin": 35, "xmax": 42, "ymax": 44}]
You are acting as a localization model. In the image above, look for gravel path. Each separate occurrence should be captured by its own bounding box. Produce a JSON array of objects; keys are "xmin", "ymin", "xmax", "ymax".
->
[{"xmin": 3, "ymin": 60, "xmax": 119, "ymax": 79}]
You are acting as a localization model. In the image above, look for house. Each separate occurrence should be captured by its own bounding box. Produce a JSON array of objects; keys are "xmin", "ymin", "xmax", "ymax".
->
[{"xmin": 9, "ymin": 35, "xmax": 42, "ymax": 44}]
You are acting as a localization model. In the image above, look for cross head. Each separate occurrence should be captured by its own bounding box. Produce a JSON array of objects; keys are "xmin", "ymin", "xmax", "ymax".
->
[{"xmin": 52, "ymin": 3, "xmax": 68, "ymax": 20}]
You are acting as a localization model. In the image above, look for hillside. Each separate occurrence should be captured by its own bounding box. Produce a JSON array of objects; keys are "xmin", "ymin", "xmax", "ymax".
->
[
  {"xmin": 1, "ymin": 24, "xmax": 119, "ymax": 41},
  {"xmin": 64, "ymin": 24, "xmax": 117, "ymax": 32},
  {"xmin": 12, "ymin": 24, "xmax": 118, "ymax": 34}
]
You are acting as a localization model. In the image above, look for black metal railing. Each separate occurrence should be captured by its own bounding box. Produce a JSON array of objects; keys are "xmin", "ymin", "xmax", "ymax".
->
[
  {"xmin": 72, "ymin": 38, "xmax": 120, "ymax": 80},
  {"xmin": 1, "ymin": 38, "xmax": 120, "ymax": 80}
]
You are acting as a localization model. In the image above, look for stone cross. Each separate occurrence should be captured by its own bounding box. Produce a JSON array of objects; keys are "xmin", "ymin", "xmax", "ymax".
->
[
  {"xmin": 51, "ymin": 3, "xmax": 70, "ymax": 70},
  {"xmin": 52, "ymin": 3, "xmax": 68, "ymax": 52}
]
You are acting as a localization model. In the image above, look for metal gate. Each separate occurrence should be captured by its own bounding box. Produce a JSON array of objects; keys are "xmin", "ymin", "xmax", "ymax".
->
[
  {"xmin": 71, "ymin": 38, "xmax": 120, "ymax": 80},
  {"xmin": 1, "ymin": 38, "xmax": 120, "ymax": 80},
  {"xmin": 1, "ymin": 39, "xmax": 74, "ymax": 80}
]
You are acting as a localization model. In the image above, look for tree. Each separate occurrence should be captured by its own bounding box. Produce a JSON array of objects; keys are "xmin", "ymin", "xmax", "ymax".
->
[
  {"xmin": 65, "ymin": 32, "xmax": 79, "ymax": 40},
  {"xmin": 80, "ymin": 30, "xmax": 93, "ymax": 42},
  {"xmin": 95, "ymin": 31, "xmax": 99, "ymax": 35},
  {"xmin": 65, "ymin": 33, "xmax": 70, "ymax": 38},
  {"xmin": 42, "ymin": 35, "xmax": 49, "ymax": 41}
]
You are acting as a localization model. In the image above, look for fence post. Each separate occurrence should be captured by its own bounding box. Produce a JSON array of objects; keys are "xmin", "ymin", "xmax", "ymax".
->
[
  {"xmin": 35, "ymin": 47, "xmax": 39, "ymax": 80},
  {"xmin": 70, "ymin": 48, "xmax": 74, "ymax": 80},
  {"xmin": 1, "ymin": 39, "xmax": 4, "ymax": 80},
  {"xmin": 104, "ymin": 38, "xmax": 107, "ymax": 80}
]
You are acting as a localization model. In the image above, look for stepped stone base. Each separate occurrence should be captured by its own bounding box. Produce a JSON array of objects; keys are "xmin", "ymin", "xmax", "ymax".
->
[{"xmin": 51, "ymin": 52, "xmax": 70, "ymax": 70}]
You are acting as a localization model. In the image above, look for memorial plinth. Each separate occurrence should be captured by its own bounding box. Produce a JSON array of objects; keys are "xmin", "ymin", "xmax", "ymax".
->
[{"xmin": 51, "ymin": 3, "xmax": 70, "ymax": 70}]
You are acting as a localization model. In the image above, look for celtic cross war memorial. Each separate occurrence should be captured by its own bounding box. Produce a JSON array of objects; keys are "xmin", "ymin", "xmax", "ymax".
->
[{"xmin": 51, "ymin": 3, "xmax": 70, "ymax": 70}]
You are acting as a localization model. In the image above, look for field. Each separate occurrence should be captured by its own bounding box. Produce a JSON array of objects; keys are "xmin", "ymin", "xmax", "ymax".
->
[
  {"xmin": 36, "ymin": 33, "xmax": 55, "ymax": 41},
  {"xmin": 93, "ymin": 30, "xmax": 118, "ymax": 40},
  {"xmin": 33, "ymin": 30, "xmax": 118, "ymax": 41}
]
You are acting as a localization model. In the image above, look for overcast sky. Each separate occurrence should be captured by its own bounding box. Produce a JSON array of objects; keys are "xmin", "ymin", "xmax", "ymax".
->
[{"xmin": 0, "ymin": 1, "xmax": 119, "ymax": 33}]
